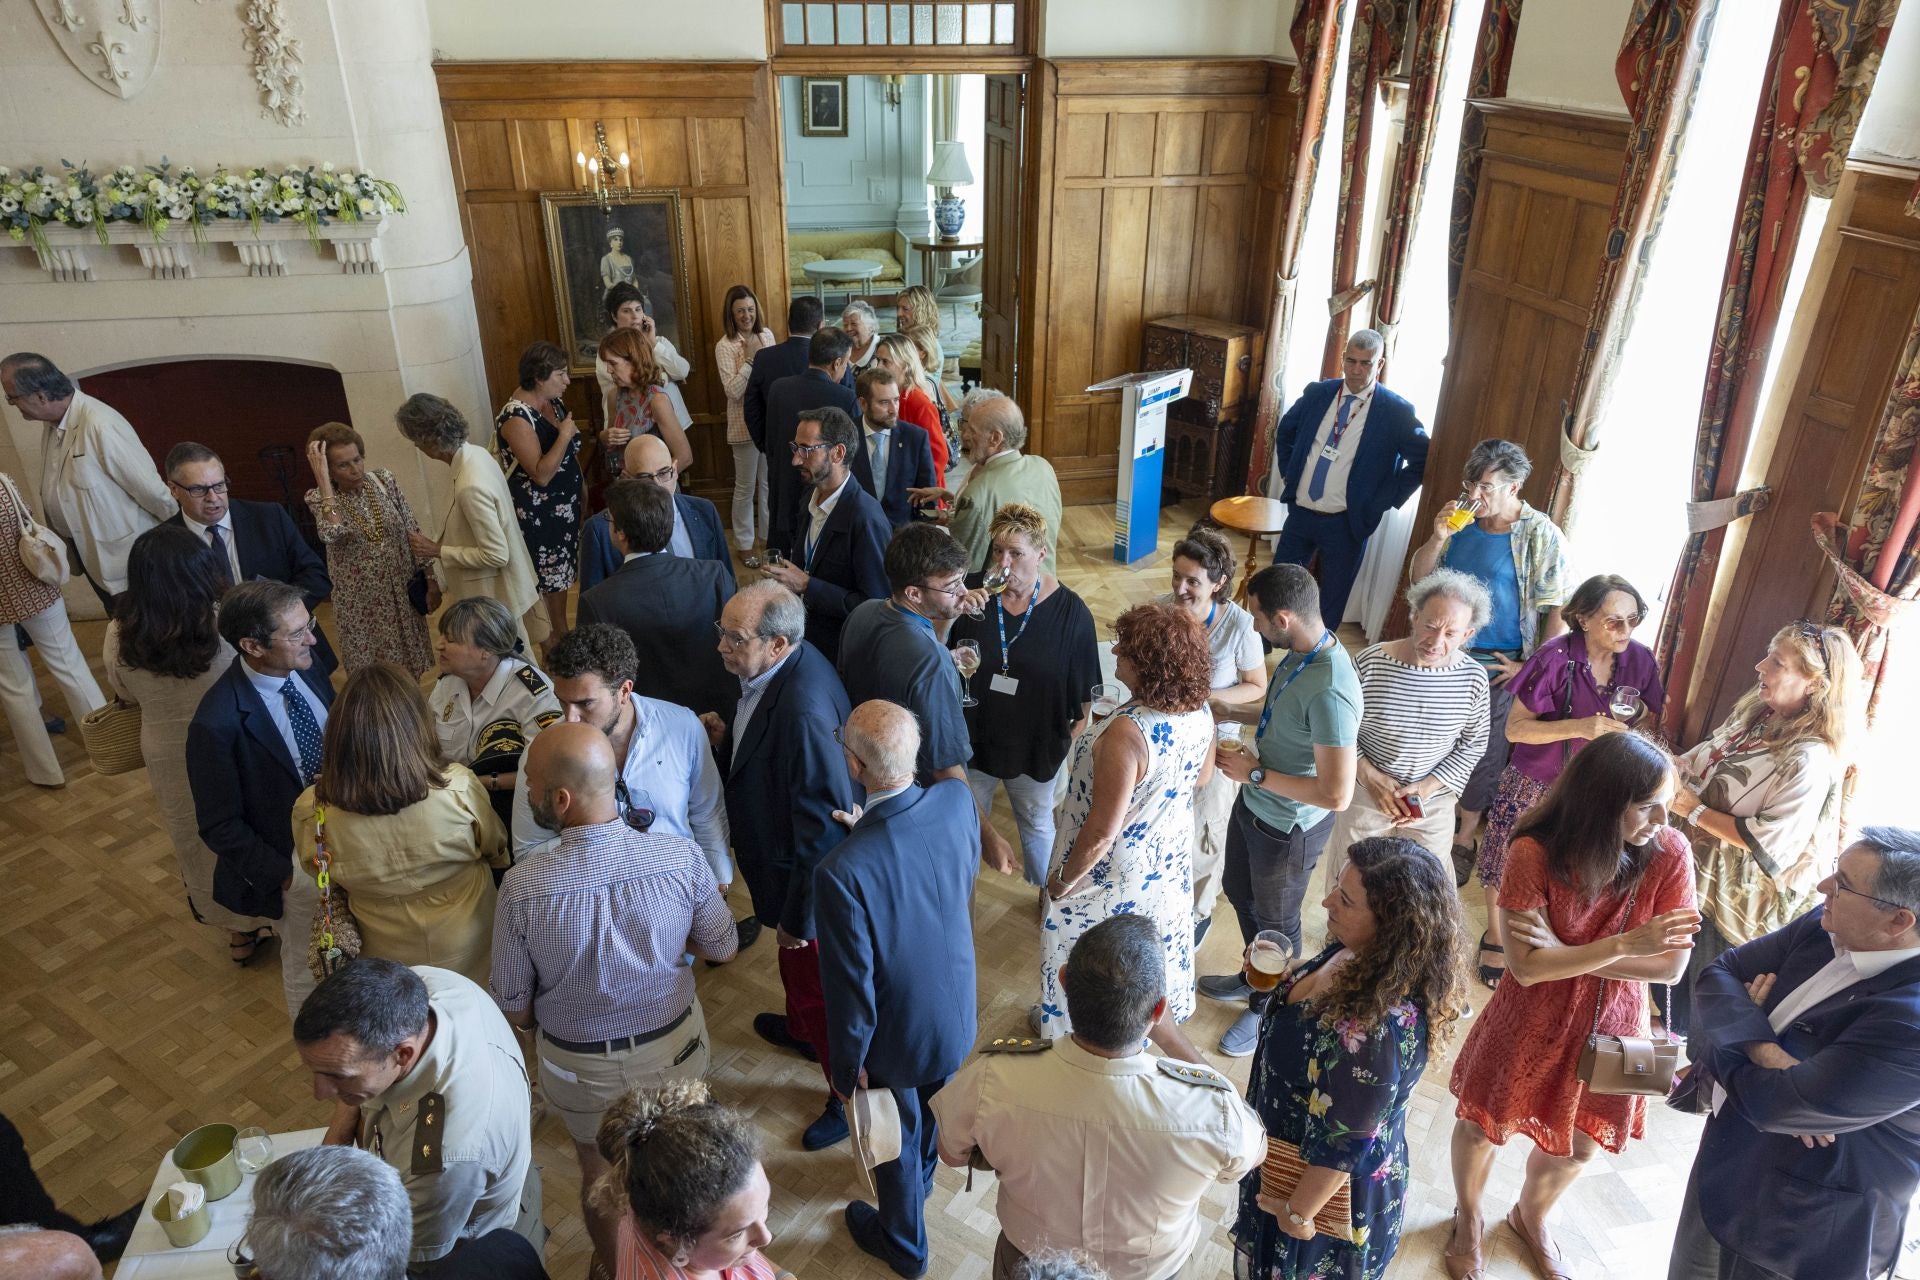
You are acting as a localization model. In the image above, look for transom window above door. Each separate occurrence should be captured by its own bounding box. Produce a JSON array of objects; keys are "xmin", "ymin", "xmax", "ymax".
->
[{"xmin": 775, "ymin": 2, "xmax": 1024, "ymax": 52}]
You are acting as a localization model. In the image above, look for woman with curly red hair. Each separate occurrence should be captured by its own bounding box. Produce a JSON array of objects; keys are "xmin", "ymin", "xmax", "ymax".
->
[{"xmin": 1036, "ymin": 601, "xmax": 1216, "ymax": 1058}]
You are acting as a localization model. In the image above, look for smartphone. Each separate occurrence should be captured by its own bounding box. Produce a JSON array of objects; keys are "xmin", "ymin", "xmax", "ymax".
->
[{"xmin": 1403, "ymin": 792, "xmax": 1425, "ymax": 818}]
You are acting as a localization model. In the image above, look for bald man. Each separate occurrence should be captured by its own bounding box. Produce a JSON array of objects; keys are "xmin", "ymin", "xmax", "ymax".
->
[
  {"xmin": 817, "ymin": 700, "xmax": 981, "ymax": 1277},
  {"xmin": 490, "ymin": 722, "xmax": 736, "ymax": 1274},
  {"xmin": 578, "ymin": 434, "xmax": 735, "ymax": 592}
]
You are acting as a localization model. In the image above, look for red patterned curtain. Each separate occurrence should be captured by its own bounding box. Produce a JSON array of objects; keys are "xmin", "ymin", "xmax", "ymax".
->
[
  {"xmin": 1248, "ymin": 0, "xmax": 1352, "ymax": 492},
  {"xmin": 1542, "ymin": 0, "xmax": 1714, "ymax": 528},
  {"xmin": 1656, "ymin": 0, "xmax": 1905, "ymax": 737},
  {"xmin": 1445, "ymin": 0, "xmax": 1524, "ymax": 313},
  {"xmin": 1369, "ymin": 0, "xmax": 1462, "ymax": 358},
  {"xmin": 1322, "ymin": 0, "xmax": 1410, "ymax": 373}
]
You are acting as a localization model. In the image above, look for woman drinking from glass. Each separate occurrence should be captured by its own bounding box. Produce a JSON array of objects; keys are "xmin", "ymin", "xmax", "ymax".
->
[{"xmin": 496, "ymin": 341, "xmax": 585, "ymax": 648}]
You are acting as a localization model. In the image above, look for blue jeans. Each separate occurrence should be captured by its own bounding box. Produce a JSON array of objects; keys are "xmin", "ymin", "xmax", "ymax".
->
[{"xmin": 968, "ymin": 767, "xmax": 1059, "ymax": 886}]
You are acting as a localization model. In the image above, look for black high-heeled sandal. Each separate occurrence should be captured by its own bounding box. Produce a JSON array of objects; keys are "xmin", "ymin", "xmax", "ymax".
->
[{"xmin": 228, "ymin": 928, "xmax": 271, "ymax": 966}]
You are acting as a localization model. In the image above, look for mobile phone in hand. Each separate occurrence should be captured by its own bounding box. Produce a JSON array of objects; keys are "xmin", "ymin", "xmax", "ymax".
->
[{"xmin": 1403, "ymin": 792, "xmax": 1424, "ymax": 818}]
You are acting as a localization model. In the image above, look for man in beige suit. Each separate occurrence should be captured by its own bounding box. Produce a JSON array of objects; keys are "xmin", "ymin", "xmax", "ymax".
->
[
  {"xmin": 1, "ymin": 352, "xmax": 176, "ymax": 604},
  {"xmin": 393, "ymin": 393, "xmax": 549, "ymax": 657}
]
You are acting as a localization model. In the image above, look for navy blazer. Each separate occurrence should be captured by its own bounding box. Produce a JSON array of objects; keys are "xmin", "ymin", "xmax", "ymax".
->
[
  {"xmin": 184, "ymin": 656, "xmax": 335, "ymax": 920},
  {"xmin": 577, "ymin": 553, "xmax": 738, "ymax": 718},
  {"xmin": 577, "ymin": 492, "xmax": 737, "ymax": 593},
  {"xmin": 1272, "ymin": 378, "xmax": 1429, "ymax": 541},
  {"xmin": 848, "ymin": 419, "xmax": 937, "ymax": 529},
  {"xmin": 1682, "ymin": 907, "xmax": 1920, "ymax": 1279},
  {"xmin": 743, "ymin": 336, "xmax": 854, "ymax": 452},
  {"xmin": 815, "ymin": 781, "xmax": 980, "ymax": 1096},
  {"xmin": 169, "ymin": 499, "xmax": 337, "ymax": 672},
  {"xmin": 720, "ymin": 641, "xmax": 857, "ymax": 938},
  {"xmin": 797, "ymin": 479, "xmax": 891, "ymax": 668},
  {"xmin": 763, "ymin": 370, "xmax": 861, "ymax": 553}
]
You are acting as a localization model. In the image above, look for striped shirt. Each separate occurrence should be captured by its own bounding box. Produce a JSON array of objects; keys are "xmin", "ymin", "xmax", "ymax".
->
[
  {"xmin": 1352, "ymin": 643, "xmax": 1490, "ymax": 798},
  {"xmin": 618, "ymin": 1216, "xmax": 784, "ymax": 1280},
  {"xmin": 490, "ymin": 818, "xmax": 736, "ymax": 1042}
]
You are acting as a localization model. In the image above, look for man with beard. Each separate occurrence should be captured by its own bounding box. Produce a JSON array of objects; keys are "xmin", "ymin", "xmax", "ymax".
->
[
  {"xmin": 761, "ymin": 406, "xmax": 891, "ymax": 667},
  {"xmin": 491, "ymin": 721, "xmax": 736, "ymax": 1276}
]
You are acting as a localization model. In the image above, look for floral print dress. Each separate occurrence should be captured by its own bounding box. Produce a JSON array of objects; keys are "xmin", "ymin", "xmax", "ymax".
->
[
  {"xmin": 494, "ymin": 397, "xmax": 583, "ymax": 592},
  {"xmin": 1038, "ymin": 703, "xmax": 1214, "ymax": 1037},
  {"xmin": 1232, "ymin": 947, "xmax": 1429, "ymax": 1280},
  {"xmin": 304, "ymin": 468, "xmax": 433, "ymax": 677}
]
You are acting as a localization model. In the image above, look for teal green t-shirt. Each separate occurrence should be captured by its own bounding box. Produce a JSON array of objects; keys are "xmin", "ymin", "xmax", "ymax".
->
[{"xmin": 1242, "ymin": 640, "xmax": 1362, "ymax": 833}]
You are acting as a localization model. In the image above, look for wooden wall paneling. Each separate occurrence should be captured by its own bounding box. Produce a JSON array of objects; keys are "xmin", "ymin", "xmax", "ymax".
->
[{"xmin": 1685, "ymin": 167, "xmax": 1920, "ymax": 739}]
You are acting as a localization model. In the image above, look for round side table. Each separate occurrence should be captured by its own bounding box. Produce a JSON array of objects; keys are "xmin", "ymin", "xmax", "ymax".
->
[
  {"xmin": 1208, "ymin": 496, "xmax": 1288, "ymax": 604},
  {"xmin": 803, "ymin": 258, "xmax": 884, "ymax": 305}
]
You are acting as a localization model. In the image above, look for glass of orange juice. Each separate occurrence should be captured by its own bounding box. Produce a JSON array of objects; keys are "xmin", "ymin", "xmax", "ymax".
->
[{"xmin": 1444, "ymin": 497, "xmax": 1480, "ymax": 532}]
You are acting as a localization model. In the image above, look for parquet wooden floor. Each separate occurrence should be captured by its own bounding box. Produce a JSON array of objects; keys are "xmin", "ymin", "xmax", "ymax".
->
[{"xmin": 0, "ymin": 498, "xmax": 1704, "ymax": 1279}]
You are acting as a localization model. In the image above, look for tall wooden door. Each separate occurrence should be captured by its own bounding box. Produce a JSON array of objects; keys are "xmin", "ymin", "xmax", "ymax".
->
[{"xmin": 981, "ymin": 74, "xmax": 1023, "ymax": 397}]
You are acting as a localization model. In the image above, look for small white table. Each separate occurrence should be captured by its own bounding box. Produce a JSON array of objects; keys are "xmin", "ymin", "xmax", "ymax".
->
[
  {"xmin": 116, "ymin": 1127, "xmax": 326, "ymax": 1279},
  {"xmin": 803, "ymin": 258, "xmax": 883, "ymax": 305}
]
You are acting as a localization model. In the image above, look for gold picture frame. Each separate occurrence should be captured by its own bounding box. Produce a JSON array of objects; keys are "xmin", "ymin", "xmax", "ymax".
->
[
  {"xmin": 538, "ymin": 190, "xmax": 691, "ymax": 374},
  {"xmin": 800, "ymin": 75, "xmax": 850, "ymax": 137}
]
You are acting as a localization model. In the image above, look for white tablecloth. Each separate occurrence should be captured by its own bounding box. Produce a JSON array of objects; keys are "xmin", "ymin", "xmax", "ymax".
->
[{"xmin": 115, "ymin": 1128, "xmax": 326, "ymax": 1279}]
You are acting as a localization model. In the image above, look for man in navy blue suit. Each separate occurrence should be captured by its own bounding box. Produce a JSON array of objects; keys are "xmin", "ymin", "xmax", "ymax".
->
[
  {"xmin": 745, "ymin": 294, "xmax": 832, "ymax": 453},
  {"xmin": 1270, "ymin": 328, "xmax": 1428, "ymax": 629},
  {"xmin": 698, "ymin": 580, "xmax": 860, "ymax": 1150},
  {"xmin": 1670, "ymin": 827, "xmax": 1920, "ymax": 1280},
  {"xmin": 763, "ymin": 328, "xmax": 860, "ymax": 555},
  {"xmin": 762, "ymin": 407, "xmax": 891, "ymax": 667},
  {"xmin": 164, "ymin": 442, "xmax": 337, "ymax": 673},
  {"xmin": 848, "ymin": 366, "xmax": 935, "ymax": 529},
  {"xmin": 817, "ymin": 699, "xmax": 979, "ymax": 1280},
  {"xmin": 186, "ymin": 580, "xmax": 335, "ymax": 1015},
  {"xmin": 578, "ymin": 434, "xmax": 736, "ymax": 592}
]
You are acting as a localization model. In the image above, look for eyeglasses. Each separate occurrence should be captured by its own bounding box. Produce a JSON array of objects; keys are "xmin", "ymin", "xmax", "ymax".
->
[
  {"xmin": 171, "ymin": 480, "xmax": 231, "ymax": 497},
  {"xmin": 276, "ymin": 622, "xmax": 317, "ymax": 642},
  {"xmin": 713, "ymin": 622, "xmax": 757, "ymax": 648},
  {"xmin": 633, "ymin": 463, "xmax": 677, "ymax": 485},
  {"xmin": 1598, "ymin": 613, "xmax": 1644, "ymax": 633},
  {"xmin": 1831, "ymin": 872, "xmax": 1907, "ymax": 913},
  {"xmin": 1793, "ymin": 619, "xmax": 1830, "ymax": 672},
  {"xmin": 790, "ymin": 441, "xmax": 832, "ymax": 456},
  {"xmin": 917, "ymin": 580, "xmax": 968, "ymax": 598},
  {"xmin": 614, "ymin": 779, "xmax": 655, "ymax": 833}
]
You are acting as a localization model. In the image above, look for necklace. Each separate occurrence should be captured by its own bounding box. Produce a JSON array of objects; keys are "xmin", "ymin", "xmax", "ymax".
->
[{"xmin": 338, "ymin": 483, "xmax": 387, "ymax": 544}]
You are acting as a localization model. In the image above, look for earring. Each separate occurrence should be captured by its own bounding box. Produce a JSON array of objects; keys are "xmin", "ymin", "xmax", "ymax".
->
[{"xmin": 671, "ymin": 1247, "xmax": 692, "ymax": 1267}]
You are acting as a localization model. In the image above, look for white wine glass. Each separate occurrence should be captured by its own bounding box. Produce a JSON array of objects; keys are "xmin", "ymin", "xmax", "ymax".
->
[
  {"xmin": 982, "ymin": 567, "xmax": 1011, "ymax": 596},
  {"xmin": 953, "ymin": 641, "xmax": 982, "ymax": 708},
  {"xmin": 233, "ymin": 1127, "xmax": 274, "ymax": 1175},
  {"xmin": 1610, "ymin": 684, "xmax": 1641, "ymax": 723}
]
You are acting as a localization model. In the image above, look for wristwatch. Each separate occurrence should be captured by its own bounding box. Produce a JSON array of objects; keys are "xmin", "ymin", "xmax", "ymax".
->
[
  {"xmin": 1248, "ymin": 766, "xmax": 1267, "ymax": 787},
  {"xmin": 1283, "ymin": 1200, "xmax": 1308, "ymax": 1228}
]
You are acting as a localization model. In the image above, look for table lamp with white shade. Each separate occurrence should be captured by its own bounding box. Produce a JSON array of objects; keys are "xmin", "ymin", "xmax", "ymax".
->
[{"xmin": 927, "ymin": 141, "xmax": 975, "ymax": 241}]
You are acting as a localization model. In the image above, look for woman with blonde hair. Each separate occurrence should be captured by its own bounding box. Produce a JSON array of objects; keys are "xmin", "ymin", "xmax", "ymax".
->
[
  {"xmin": 871, "ymin": 332, "xmax": 949, "ymax": 483},
  {"xmin": 303, "ymin": 421, "xmax": 435, "ymax": 677},
  {"xmin": 893, "ymin": 283, "xmax": 946, "ymax": 390},
  {"xmin": 1665, "ymin": 619, "xmax": 1863, "ymax": 1034},
  {"xmin": 292, "ymin": 663, "xmax": 509, "ymax": 985},
  {"xmin": 597, "ymin": 1080, "xmax": 792, "ymax": 1280},
  {"xmin": 602, "ymin": 324, "xmax": 693, "ymax": 478}
]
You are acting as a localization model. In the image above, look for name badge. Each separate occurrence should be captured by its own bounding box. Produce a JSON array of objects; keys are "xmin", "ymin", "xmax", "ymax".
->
[
  {"xmin": 990, "ymin": 674, "xmax": 1020, "ymax": 696},
  {"xmin": 1319, "ymin": 443, "xmax": 1342, "ymax": 461}
]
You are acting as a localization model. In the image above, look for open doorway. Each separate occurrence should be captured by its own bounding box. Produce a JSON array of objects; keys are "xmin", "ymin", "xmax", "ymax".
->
[{"xmin": 775, "ymin": 71, "xmax": 1023, "ymax": 405}]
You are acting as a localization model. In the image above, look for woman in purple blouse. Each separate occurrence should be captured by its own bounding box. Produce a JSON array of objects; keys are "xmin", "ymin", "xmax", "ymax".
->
[{"xmin": 1471, "ymin": 574, "xmax": 1665, "ymax": 986}]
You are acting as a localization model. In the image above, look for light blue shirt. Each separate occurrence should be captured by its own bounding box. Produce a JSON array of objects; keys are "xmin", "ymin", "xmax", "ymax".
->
[
  {"xmin": 731, "ymin": 649, "xmax": 794, "ymax": 767},
  {"xmin": 669, "ymin": 500, "xmax": 693, "ymax": 559},
  {"xmin": 241, "ymin": 660, "xmax": 328, "ymax": 771},
  {"xmin": 511, "ymin": 694, "xmax": 731, "ymax": 883}
]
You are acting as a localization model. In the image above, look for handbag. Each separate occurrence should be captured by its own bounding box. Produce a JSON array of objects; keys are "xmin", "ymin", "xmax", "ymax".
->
[
  {"xmin": 1575, "ymin": 882, "xmax": 1681, "ymax": 1096},
  {"xmin": 1, "ymin": 472, "xmax": 70, "ymax": 587},
  {"xmin": 1260, "ymin": 1137, "xmax": 1353, "ymax": 1237},
  {"xmin": 305, "ymin": 803, "xmax": 364, "ymax": 982},
  {"xmin": 79, "ymin": 700, "xmax": 145, "ymax": 774}
]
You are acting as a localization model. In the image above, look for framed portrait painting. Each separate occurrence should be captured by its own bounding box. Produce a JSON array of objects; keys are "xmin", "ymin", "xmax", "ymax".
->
[
  {"xmin": 800, "ymin": 76, "xmax": 849, "ymax": 137},
  {"xmin": 539, "ymin": 190, "xmax": 690, "ymax": 373}
]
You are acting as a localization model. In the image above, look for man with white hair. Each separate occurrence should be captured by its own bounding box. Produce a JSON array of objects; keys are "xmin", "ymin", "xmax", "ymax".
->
[
  {"xmin": 842, "ymin": 300, "xmax": 881, "ymax": 368},
  {"xmin": 1270, "ymin": 327, "xmax": 1429, "ymax": 629},
  {"xmin": 910, "ymin": 390, "xmax": 1062, "ymax": 575},
  {"xmin": 817, "ymin": 699, "xmax": 980, "ymax": 1279}
]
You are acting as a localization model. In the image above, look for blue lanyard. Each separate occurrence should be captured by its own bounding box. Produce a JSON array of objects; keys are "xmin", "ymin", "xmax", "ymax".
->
[
  {"xmin": 1205, "ymin": 601, "xmax": 1217, "ymax": 630},
  {"xmin": 1257, "ymin": 631, "xmax": 1335, "ymax": 740},
  {"xmin": 995, "ymin": 594, "xmax": 1033, "ymax": 669}
]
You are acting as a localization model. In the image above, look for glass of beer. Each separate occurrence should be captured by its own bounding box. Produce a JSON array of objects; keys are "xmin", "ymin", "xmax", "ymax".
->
[
  {"xmin": 1090, "ymin": 682, "xmax": 1126, "ymax": 722},
  {"xmin": 1243, "ymin": 930, "xmax": 1290, "ymax": 992}
]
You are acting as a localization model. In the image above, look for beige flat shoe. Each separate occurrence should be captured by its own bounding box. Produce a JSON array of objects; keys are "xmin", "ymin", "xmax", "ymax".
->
[{"xmin": 1507, "ymin": 1205, "xmax": 1574, "ymax": 1280}]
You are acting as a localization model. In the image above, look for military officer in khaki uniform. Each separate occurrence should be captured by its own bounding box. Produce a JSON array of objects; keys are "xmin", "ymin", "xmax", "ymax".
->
[
  {"xmin": 933, "ymin": 915, "xmax": 1265, "ymax": 1280},
  {"xmin": 428, "ymin": 597, "xmax": 563, "ymax": 826},
  {"xmin": 293, "ymin": 958, "xmax": 542, "ymax": 1270}
]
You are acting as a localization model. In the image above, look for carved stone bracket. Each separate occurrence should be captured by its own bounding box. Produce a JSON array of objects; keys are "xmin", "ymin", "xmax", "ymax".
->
[{"xmin": 18, "ymin": 219, "xmax": 386, "ymax": 282}]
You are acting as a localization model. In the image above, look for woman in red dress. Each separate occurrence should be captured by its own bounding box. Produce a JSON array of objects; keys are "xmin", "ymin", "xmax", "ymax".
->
[
  {"xmin": 1445, "ymin": 732, "xmax": 1699, "ymax": 1280},
  {"xmin": 872, "ymin": 333, "xmax": 949, "ymax": 483}
]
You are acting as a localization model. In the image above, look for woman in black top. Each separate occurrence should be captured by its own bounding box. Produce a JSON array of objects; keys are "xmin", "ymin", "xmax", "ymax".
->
[{"xmin": 949, "ymin": 502, "xmax": 1100, "ymax": 887}]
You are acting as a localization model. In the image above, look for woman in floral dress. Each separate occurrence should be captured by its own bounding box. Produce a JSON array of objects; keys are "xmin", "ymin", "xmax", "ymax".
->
[
  {"xmin": 496, "ymin": 340, "xmax": 583, "ymax": 648},
  {"xmin": 1232, "ymin": 836, "xmax": 1468, "ymax": 1280},
  {"xmin": 1040, "ymin": 602, "xmax": 1214, "ymax": 1058},
  {"xmin": 303, "ymin": 423, "xmax": 434, "ymax": 677}
]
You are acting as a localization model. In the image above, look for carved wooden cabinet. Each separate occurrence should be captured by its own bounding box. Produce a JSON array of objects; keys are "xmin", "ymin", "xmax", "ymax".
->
[{"xmin": 1141, "ymin": 314, "xmax": 1261, "ymax": 502}]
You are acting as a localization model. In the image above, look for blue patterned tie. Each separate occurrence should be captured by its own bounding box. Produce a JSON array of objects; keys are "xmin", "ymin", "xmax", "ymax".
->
[
  {"xmin": 1306, "ymin": 393, "xmax": 1355, "ymax": 503},
  {"xmin": 207, "ymin": 523, "xmax": 233, "ymax": 585},
  {"xmin": 281, "ymin": 678, "xmax": 324, "ymax": 785}
]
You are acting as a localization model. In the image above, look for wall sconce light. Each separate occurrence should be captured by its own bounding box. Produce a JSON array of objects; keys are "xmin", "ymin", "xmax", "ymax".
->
[
  {"xmin": 882, "ymin": 74, "xmax": 904, "ymax": 110},
  {"xmin": 575, "ymin": 120, "xmax": 632, "ymax": 213}
]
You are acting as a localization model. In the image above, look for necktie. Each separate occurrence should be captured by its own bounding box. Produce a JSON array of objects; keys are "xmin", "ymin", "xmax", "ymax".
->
[
  {"xmin": 281, "ymin": 678, "xmax": 324, "ymax": 785},
  {"xmin": 1306, "ymin": 394, "xmax": 1356, "ymax": 503},
  {"xmin": 207, "ymin": 523, "xmax": 233, "ymax": 585},
  {"xmin": 869, "ymin": 431, "xmax": 888, "ymax": 485}
]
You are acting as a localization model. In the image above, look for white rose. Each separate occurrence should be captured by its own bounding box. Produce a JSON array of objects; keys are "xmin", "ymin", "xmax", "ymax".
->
[
  {"xmin": 321, "ymin": 161, "xmax": 335, "ymax": 172},
  {"xmin": 75, "ymin": 205, "xmax": 93, "ymax": 223}
]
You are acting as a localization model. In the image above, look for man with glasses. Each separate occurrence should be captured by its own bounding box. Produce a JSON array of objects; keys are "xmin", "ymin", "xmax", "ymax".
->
[
  {"xmin": 578, "ymin": 433, "xmax": 735, "ymax": 591},
  {"xmin": 0, "ymin": 351, "xmax": 175, "ymax": 606},
  {"xmin": 163, "ymin": 441, "xmax": 338, "ymax": 673},
  {"xmin": 185, "ymin": 580, "xmax": 335, "ymax": 1017},
  {"xmin": 763, "ymin": 326, "xmax": 858, "ymax": 555},
  {"xmin": 1669, "ymin": 826, "xmax": 1920, "ymax": 1280},
  {"xmin": 762, "ymin": 406, "xmax": 891, "ymax": 666},
  {"xmin": 697, "ymin": 580, "xmax": 860, "ymax": 1149}
]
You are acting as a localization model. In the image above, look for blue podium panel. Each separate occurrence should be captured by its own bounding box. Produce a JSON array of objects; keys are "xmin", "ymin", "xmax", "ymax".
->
[{"xmin": 1092, "ymin": 368, "xmax": 1192, "ymax": 565}]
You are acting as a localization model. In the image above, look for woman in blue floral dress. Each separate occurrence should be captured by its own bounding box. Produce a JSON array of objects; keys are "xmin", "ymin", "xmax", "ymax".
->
[
  {"xmin": 1040, "ymin": 602, "xmax": 1216, "ymax": 1058},
  {"xmin": 1232, "ymin": 836, "xmax": 1469, "ymax": 1280},
  {"xmin": 495, "ymin": 340, "xmax": 583, "ymax": 649}
]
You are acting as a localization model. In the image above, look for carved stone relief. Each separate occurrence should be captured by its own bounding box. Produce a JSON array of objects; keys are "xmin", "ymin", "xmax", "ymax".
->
[{"xmin": 36, "ymin": 0, "xmax": 161, "ymax": 99}]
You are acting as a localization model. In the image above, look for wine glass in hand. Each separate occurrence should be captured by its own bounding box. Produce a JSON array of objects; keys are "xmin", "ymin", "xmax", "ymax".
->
[
  {"xmin": 953, "ymin": 641, "xmax": 982, "ymax": 707},
  {"xmin": 1610, "ymin": 685, "xmax": 1641, "ymax": 723}
]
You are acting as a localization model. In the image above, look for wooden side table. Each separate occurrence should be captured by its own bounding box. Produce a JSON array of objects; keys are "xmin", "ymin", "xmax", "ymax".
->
[
  {"xmin": 911, "ymin": 238, "xmax": 984, "ymax": 289},
  {"xmin": 1208, "ymin": 496, "xmax": 1288, "ymax": 604}
]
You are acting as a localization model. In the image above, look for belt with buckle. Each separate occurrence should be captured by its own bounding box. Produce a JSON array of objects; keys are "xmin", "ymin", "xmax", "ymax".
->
[{"xmin": 541, "ymin": 1004, "xmax": 692, "ymax": 1055}]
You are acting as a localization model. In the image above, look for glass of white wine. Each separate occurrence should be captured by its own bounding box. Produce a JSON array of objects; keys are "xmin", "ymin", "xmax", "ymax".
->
[
  {"xmin": 982, "ymin": 567, "xmax": 1011, "ymax": 596},
  {"xmin": 953, "ymin": 640, "xmax": 982, "ymax": 707},
  {"xmin": 233, "ymin": 1127, "xmax": 274, "ymax": 1175}
]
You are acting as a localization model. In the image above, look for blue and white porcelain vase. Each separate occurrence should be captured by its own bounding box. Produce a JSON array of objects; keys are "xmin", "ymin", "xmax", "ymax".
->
[{"xmin": 934, "ymin": 193, "xmax": 966, "ymax": 239}]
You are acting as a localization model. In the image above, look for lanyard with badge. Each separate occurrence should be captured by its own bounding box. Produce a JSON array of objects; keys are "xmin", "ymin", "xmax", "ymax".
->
[
  {"xmin": 989, "ymin": 595, "xmax": 1032, "ymax": 696},
  {"xmin": 1256, "ymin": 631, "xmax": 1335, "ymax": 740}
]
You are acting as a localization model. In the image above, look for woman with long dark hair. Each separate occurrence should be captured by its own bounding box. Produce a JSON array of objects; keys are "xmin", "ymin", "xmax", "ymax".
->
[
  {"xmin": 714, "ymin": 283, "xmax": 778, "ymax": 551},
  {"xmin": 105, "ymin": 524, "xmax": 275, "ymax": 961},
  {"xmin": 1445, "ymin": 732, "xmax": 1699, "ymax": 1280},
  {"xmin": 496, "ymin": 340, "xmax": 585, "ymax": 647}
]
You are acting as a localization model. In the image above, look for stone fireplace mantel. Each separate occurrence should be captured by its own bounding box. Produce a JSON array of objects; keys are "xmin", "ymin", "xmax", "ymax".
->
[{"xmin": 11, "ymin": 219, "xmax": 391, "ymax": 282}]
